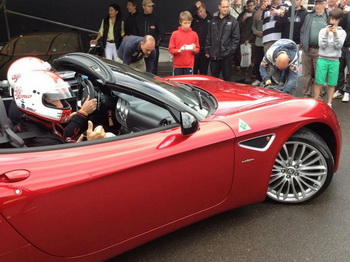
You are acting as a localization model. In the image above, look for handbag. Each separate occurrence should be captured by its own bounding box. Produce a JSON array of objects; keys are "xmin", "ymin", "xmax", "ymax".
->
[{"xmin": 240, "ymin": 43, "xmax": 252, "ymax": 68}]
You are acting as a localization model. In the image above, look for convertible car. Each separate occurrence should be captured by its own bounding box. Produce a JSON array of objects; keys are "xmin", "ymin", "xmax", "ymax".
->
[{"xmin": 0, "ymin": 53, "xmax": 341, "ymax": 261}]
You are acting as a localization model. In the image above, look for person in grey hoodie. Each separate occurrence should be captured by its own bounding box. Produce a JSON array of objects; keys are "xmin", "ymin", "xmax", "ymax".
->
[
  {"xmin": 259, "ymin": 38, "xmax": 299, "ymax": 94},
  {"xmin": 313, "ymin": 8, "xmax": 346, "ymax": 107},
  {"xmin": 300, "ymin": 0, "xmax": 328, "ymax": 97}
]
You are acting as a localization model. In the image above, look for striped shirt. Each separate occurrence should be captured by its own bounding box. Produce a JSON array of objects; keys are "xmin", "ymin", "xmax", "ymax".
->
[{"xmin": 262, "ymin": 6, "xmax": 282, "ymax": 43}]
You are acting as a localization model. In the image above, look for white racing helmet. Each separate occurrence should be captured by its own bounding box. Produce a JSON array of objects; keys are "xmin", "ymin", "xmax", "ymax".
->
[
  {"xmin": 7, "ymin": 57, "xmax": 52, "ymax": 88},
  {"xmin": 13, "ymin": 70, "xmax": 74, "ymax": 123}
]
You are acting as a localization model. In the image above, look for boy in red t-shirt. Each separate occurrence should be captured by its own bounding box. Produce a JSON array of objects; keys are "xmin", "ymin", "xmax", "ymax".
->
[{"xmin": 168, "ymin": 11, "xmax": 200, "ymax": 76}]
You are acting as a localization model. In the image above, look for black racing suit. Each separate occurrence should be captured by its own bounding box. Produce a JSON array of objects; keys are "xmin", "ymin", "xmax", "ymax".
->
[{"xmin": 14, "ymin": 113, "xmax": 88, "ymax": 147}]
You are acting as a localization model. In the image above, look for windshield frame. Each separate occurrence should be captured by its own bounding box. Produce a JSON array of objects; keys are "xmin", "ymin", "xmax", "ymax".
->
[{"xmin": 107, "ymin": 60, "xmax": 215, "ymax": 119}]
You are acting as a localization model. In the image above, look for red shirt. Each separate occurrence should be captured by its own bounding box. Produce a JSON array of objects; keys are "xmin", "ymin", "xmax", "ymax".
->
[{"xmin": 168, "ymin": 27, "xmax": 200, "ymax": 68}]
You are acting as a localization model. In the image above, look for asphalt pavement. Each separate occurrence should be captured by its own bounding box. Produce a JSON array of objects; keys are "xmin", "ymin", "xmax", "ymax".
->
[{"xmin": 110, "ymin": 62, "xmax": 350, "ymax": 262}]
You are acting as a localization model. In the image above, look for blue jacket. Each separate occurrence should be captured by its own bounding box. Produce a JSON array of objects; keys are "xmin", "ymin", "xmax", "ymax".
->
[
  {"xmin": 260, "ymin": 39, "xmax": 299, "ymax": 93},
  {"xmin": 117, "ymin": 36, "xmax": 156, "ymax": 73}
]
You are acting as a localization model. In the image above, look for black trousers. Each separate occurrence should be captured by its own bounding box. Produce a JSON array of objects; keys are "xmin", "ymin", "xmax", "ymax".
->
[
  {"xmin": 336, "ymin": 46, "xmax": 350, "ymax": 93},
  {"xmin": 252, "ymin": 45, "xmax": 264, "ymax": 81},
  {"xmin": 194, "ymin": 52, "xmax": 210, "ymax": 75},
  {"xmin": 152, "ymin": 46, "xmax": 160, "ymax": 75},
  {"xmin": 210, "ymin": 55, "xmax": 232, "ymax": 81}
]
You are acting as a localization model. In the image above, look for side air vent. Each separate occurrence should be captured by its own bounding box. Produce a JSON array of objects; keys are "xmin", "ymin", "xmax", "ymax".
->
[{"xmin": 238, "ymin": 134, "xmax": 276, "ymax": 152}]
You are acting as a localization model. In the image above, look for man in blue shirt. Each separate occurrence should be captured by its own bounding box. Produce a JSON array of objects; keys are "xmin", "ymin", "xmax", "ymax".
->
[
  {"xmin": 260, "ymin": 38, "xmax": 299, "ymax": 94},
  {"xmin": 117, "ymin": 35, "xmax": 156, "ymax": 73}
]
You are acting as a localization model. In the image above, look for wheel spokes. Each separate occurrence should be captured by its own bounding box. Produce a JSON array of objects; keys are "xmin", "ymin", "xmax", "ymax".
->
[{"xmin": 267, "ymin": 141, "xmax": 328, "ymax": 203}]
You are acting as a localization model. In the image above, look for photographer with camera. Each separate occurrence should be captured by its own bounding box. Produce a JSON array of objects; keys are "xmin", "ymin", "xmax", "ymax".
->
[
  {"xmin": 254, "ymin": 0, "xmax": 285, "ymax": 53},
  {"xmin": 313, "ymin": 8, "xmax": 346, "ymax": 107}
]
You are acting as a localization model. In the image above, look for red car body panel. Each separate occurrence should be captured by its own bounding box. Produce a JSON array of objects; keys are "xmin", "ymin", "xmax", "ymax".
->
[
  {"xmin": 1, "ymin": 121, "xmax": 236, "ymax": 260},
  {"xmin": 0, "ymin": 74, "xmax": 341, "ymax": 261}
]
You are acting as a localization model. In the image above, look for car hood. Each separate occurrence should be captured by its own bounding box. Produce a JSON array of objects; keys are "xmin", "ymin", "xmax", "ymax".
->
[{"xmin": 183, "ymin": 79, "xmax": 292, "ymax": 116}]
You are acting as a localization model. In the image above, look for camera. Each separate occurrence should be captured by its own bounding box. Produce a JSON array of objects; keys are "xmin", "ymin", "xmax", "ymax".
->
[{"xmin": 266, "ymin": 4, "xmax": 272, "ymax": 10}]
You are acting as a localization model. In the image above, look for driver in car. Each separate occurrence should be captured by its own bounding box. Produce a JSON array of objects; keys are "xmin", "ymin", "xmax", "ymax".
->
[
  {"xmin": 259, "ymin": 38, "xmax": 299, "ymax": 94},
  {"xmin": 13, "ymin": 70, "xmax": 106, "ymax": 147},
  {"xmin": 7, "ymin": 57, "xmax": 98, "ymax": 129}
]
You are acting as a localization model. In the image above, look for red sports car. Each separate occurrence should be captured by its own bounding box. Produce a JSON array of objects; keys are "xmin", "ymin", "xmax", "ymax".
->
[{"xmin": 0, "ymin": 53, "xmax": 341, "ymax": 261}]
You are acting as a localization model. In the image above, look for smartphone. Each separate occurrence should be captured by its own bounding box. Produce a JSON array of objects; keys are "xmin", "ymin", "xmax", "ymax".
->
[
  {"xmin": 265, "ymin": 4, "xmax": 272, "ymax": 10},
  {"xmin": 184, "ymin": 44, "xmax": 193, "ymax": 50},
  {"xmin": 328, "ymin": 23, "xmax": 334, "ymax": 27}
]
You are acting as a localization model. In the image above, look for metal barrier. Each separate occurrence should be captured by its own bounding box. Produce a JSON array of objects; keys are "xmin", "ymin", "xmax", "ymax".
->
[{"xmin": 1, "ymin": 0, "xmax": 97, "ymax": 41}]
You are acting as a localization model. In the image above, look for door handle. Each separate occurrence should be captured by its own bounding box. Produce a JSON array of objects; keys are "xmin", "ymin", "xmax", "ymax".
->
[{"xmin": 0, "ymin": 170, "xmax": 30, "ymax": 182}]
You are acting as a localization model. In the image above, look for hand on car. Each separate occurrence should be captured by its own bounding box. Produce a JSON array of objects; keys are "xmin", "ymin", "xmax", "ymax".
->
[{"xmin": 265, "ymin": 79, "xmax": 272, "ymax": 85}]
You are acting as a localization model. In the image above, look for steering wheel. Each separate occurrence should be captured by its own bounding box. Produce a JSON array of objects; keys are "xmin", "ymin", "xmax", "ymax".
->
[{"xmin": 77, "ymin": 77, "xmax": 100, "ymax": 111}]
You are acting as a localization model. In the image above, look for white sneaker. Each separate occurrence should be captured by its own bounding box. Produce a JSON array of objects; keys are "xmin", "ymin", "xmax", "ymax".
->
[
  {"xmin": 251, "ymin": 80, "xmax": 261, "ymax": 86},
  {"xmin": 333, "ymin": 90, "xmax": 343, "ymax": 99},
  {"xmin": 342, "ymin": 92, "xmax": 350, "ymax": 102}
]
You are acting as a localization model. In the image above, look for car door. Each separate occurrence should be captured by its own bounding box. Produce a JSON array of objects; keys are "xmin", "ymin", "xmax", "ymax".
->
[{"xmin": 0, "ymin": 120, "xmax": 235, "ymax": 258}]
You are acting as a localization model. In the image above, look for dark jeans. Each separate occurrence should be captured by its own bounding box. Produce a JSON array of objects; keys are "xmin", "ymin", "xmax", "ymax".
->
[
  {"xmin": 152, "ymin": 46, "xmax": 160, "ymax": 75},
  {"xmin": 210, "ymin": 55, "xmax": 233, "ymax": 81},
  {"xmin": 336, "ymin": 46, "xmax": 350, "ymax": 94},
  {"xmin": 232, "ymin": 47, "xmax": 240, "ymax": 67},
  {"xmin": 173, "ymin": 68, "xmax": 193, "ymax": 76},
  {"xmin": 194, "ymin": 52, "xmax": 210, "ymax": 75},
  {"xmin": 252, "ymin": 45, "xmax": 264, "ymax": 81}
]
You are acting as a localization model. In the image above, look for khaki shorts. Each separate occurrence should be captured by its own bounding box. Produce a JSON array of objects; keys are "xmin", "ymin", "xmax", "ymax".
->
[{"xmin": 116, "ymin": 57, "xmax": 146, "ymax": 72}]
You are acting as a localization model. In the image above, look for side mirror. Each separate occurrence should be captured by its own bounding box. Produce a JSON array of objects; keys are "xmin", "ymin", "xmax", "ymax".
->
[{"xmin": 180, "ymin": 111, "xmax": 199, "ymax": 136}]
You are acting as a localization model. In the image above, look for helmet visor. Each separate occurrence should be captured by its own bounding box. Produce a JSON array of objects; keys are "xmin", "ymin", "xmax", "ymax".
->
[{"xmin": 43, "ymin": 81, "xmax": 75, "ymax": 100}]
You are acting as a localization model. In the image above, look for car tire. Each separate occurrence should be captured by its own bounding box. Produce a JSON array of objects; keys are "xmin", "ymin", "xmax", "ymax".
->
[{"xmin": 267, "ymin": 128, "xmax": 334, "ymax": 204}]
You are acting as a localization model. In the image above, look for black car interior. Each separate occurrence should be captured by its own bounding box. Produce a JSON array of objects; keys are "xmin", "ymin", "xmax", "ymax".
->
[{"xmin": 0, "ymin": 53, "xmax": 180, "ymax": 148}]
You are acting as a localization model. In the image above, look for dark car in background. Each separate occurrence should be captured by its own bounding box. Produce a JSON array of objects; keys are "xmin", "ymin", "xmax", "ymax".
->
[{"xmin": 0, "ymin": 31, "xmax": 91, "ymax": 80}]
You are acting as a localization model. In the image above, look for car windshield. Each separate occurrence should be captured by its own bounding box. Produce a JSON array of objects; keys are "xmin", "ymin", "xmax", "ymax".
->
[{"xmin": 108, "ymin": 61, "xmax": 213, "ymax": 118}]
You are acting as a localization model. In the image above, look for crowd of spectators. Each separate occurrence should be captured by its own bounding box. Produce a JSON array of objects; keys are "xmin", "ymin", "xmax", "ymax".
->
[
  {"xmin": 91, "ymin": 0, "xmax": 164, "ymax": 75},
  {"xmin": 183, "ymin": 0, "xmax": 350, "ymax": 104},
  {"xmin": 91, "ymin": 0, "xmax": 350, "ymax": 103}
]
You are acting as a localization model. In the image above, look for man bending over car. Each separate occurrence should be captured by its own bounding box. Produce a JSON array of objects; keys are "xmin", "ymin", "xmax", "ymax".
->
[
  {"xmin": 117, "ymin": 35, "xmax": 156, "ymax": 73},
  {"xmin": 259, "ymin": 38, "xmax": 299, "ymax": 95}
]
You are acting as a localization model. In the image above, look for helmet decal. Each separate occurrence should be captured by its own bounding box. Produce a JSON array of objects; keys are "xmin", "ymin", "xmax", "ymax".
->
[
  {"xmin": 7, "ymin": 57, "xmax": 52, "ymax": 87},
  {"xmin": 13, "ymin": 70, "xmax": 73, "ymax": 123}
]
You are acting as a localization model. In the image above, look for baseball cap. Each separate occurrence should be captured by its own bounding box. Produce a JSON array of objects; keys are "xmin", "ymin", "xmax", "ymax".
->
[{"xmin": 142, "ymin": 0, "xmax": 155, "ymax": 6}]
